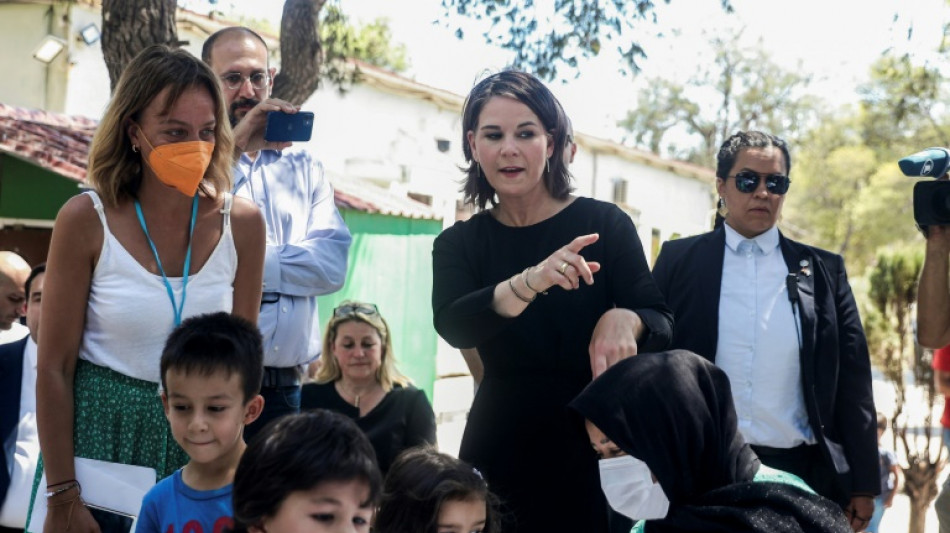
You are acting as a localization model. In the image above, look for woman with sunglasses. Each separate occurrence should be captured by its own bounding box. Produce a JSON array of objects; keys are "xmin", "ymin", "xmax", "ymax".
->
[
  {"xmin": 301, "ymin": 301, "xmax": 436, "ymax": 474},
  {"xmin": 651, "ymin": 130, "xmax": 878, "ymax": 532},
  {"xmin": 432, "ymin": 71, "xmax": 674, "ymax": 533}
]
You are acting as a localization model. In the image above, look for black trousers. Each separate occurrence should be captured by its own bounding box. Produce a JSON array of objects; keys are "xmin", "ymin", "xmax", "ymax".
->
[{"xmin": 751, "ymin": 443, "xmax": 849, "ymax": 507}]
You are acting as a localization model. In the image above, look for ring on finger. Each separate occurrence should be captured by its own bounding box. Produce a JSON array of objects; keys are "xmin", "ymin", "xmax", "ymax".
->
[{"xmin": 558, "ymin": 261, "xmax": 570, "ymax": 275}]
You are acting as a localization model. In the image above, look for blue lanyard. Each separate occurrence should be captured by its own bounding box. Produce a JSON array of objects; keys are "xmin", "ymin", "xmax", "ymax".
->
[{"xmin": 134, "ymin": 195, "xmax": 199, "ymax": 326}]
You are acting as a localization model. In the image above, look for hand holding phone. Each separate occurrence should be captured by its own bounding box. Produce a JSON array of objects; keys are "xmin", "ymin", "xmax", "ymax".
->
[{"xmin": 264, "ymin": 111, "xmax": 314, "ymax": 142}]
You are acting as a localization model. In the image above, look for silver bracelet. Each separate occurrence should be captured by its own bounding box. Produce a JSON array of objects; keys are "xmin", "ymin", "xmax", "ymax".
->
[
  {"xmin": 509, "ymin": 276, "xmax": 535, "ymax": 303},
  {"xmin": 522, "ymin": 267, "xmax": 547, "ymax": 295}
]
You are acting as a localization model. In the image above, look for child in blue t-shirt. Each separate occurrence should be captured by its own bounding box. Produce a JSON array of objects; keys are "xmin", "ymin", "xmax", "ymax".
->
[
  {"xmin": 136, "ymin": 313, "xmax": 265, "ymax": 533},
  {"xmin": 867, "ymin": 413, "xmax": 901, "ymax": 533}
]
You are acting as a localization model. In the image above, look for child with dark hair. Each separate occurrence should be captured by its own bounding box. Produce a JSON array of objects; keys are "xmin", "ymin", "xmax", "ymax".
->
[
  {"xmin": 136, "ymin": 312, "xmax": 265, "ymax": 532},
  {"xmin": 375, "ymin": 446, "xmax": 501, "ymax": 533},
  {"xmin": 232, "ymin": 409, "xmax": 382, "ymax": 533},
  {"xmin": 867, "ymin": 413, "xmax": 901, "ymax": 533}
]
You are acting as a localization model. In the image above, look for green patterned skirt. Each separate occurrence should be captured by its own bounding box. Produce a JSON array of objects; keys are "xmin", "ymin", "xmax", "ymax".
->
[{"xmin": 26, "ymin": 359, "xmax": 187, "ymax": 529}]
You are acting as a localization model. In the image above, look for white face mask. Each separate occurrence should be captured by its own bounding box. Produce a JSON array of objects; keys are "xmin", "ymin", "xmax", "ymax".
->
[{"xmin": 599, "ymin": 455, "xmax": 670, "ymax": 520}]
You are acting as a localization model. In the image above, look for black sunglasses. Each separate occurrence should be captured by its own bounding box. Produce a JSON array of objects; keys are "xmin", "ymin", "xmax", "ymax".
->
[
  {"xmin": 728, "ymin": 170, "xmax": 791, "ymax": 195},
  {"xmin": 333, "ymin": 303, "xmax": 379, "ymax": 317}
]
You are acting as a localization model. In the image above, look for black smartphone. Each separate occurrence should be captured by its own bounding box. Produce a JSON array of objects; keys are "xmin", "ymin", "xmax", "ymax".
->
[
  {"xmin": 87, "ymin": 503, "xmax": 135, "ymax": 533},
  {"xmin": 264, "ymin": 111, "xmax": 314, "ymax": 142}
]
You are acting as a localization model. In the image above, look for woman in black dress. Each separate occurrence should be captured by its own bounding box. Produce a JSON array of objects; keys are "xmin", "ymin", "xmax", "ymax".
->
[
  {"xmin": 301, "ymin": 301, "xmax": 436, "ymax": 474},
  {"xmin": 431, "ymin": 71, "xmax": 673, "ymax": 533}
]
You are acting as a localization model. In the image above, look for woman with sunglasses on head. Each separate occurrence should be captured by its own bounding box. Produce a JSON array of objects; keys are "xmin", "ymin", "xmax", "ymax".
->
[
  {"xmin": 301, "ymin": 301, "xmax": 436, "ymax": 475},
  {"xmin": 432, "ymin": 71, "xmax": 673, "ymax": 533},
  {"xmin": 651, "ymin": 131, "xmax": 878, "ymax": 532}
]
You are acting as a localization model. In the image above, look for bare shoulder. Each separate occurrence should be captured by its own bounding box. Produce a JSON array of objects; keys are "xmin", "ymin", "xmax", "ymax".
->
[
  {"xmin": 228, "ymin": 195, "xmax": 265, "ymax": 253},
  {"xmin": 229, "ymin": 195, "xmax": 265, "ymax": 229},
  {"xmin": 54, "ymin": 194, "xmax": 103, "ymax": 243}
]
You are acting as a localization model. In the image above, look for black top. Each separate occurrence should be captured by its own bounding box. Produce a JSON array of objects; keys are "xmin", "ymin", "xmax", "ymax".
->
[
  {"xmin": 301, "ymin": 382, "xmax": 437, "ymax": 474},
  {"xmin": 571, "ymin": 350, "xmax": 851, "ymax": 533},
  {"xmin": 432, "ymin": 197, "xmax": 673, "ymax": 533}
]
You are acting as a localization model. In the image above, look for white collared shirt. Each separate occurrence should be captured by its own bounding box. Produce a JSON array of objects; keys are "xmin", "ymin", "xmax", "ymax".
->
[
  {"xmin": 716, "ymin": 225, "xmax": 814, "ymax": 448},
  {"xmin": 234, "ymin": 149, "xmax": 352, "ymax": 366},
  {"xmin": 0, "ymin": 336, "xmax": 39, "ymax": 528}
]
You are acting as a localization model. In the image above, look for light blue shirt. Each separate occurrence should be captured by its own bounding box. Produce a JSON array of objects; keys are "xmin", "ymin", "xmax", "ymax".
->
[
  {"xmin": 716, "ymin": 224, "xmax": 814, "ymax": 448},
  {"xmin": 234, "ymin": 148, "xmax": 352, "ymax": 367}
]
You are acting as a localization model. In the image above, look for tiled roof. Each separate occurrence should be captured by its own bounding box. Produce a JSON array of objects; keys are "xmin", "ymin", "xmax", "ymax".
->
[
  {"xmin": 0, "ymin": 102, "xmax": 441, "ymax": 220},
  {"xmin": 332, "ymin": 175, "xmax": 440, "ymax": 220},
  {"xmin": 0, "ymin": 103, "xmax": 97, "ymax": 182}
]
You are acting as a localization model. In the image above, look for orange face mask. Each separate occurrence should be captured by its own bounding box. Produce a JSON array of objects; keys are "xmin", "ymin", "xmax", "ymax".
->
[{"xmin": 137, "ymin": 128, "xmax": 214, "ymax": 197}]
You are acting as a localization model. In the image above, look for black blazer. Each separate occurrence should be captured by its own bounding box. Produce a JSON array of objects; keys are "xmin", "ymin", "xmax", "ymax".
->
[
  {"xmin": 651, "ymin": 227, "xmax": 879, "ymax": 497},
  {"xmin": 0, "ymin": 336, "xmax": 28, "ymax": 506}
]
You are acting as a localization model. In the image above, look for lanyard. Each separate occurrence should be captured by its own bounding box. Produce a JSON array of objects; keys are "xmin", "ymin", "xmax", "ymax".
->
[{"xmin": 134, "ymin": 195, "xmax": 199, "ymax": 326}]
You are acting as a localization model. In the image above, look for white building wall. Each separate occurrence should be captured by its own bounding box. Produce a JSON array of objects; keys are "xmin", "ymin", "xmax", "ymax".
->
[
  {"xmin": 62, "ymin": 5, "xmax": 111, "ymax": 119},
  {"xmin": 0, "ymin": 3, "xmax": 70, "ymax": 112},
  {"xmin": 301, "ymin": 81, "xmax": 465, "ymax": 225}
]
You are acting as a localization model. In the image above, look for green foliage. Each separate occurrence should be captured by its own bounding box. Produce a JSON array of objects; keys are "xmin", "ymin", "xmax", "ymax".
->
[
  {"xmin": 864, "ymin": 248, "xmax": 924, "ymax": 411},
  {"xmin": 618, "ymin": 33, "xmax": 818, "ymax": 167},
  {"xmin": 783, "ymin": 118, "xmax": 920, "ymax": 273},
  {"xmin": 858, "ymin": 53, "xmax": 950, "ymax": 151},
  {"xmin": 439, "ymin": 0, "xmax": 732, "ymax": 81},
  {"xmin": 320, "ymin": 4, "xmax": 409, "ymax": 73}
]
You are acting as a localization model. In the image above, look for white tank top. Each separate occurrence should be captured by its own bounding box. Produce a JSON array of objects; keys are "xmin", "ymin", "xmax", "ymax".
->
[{"xmin": 78, "ymin": 191, "xmax": 237, "ymax": 383}]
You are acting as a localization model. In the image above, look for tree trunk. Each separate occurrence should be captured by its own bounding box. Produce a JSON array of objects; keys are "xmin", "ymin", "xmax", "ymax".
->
[
  {"xmin": 272, "ymin": 0, "xmax": 326, "ymax": 104},
  {"xmin": 903, "ymin": 460, "xmax": 940, "ymax": 533},
  {"xmin": 101, "ymin": 0, "xmax": 178, "ymax": 91},
  {"xmin": 910, "ymin": 494, "xmax": 931, "ymax": 533}
]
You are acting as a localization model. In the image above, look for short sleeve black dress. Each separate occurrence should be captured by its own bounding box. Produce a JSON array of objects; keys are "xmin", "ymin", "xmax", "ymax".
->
[
  {"xmin": 301, "ymin": 382, "xmax": 437, "ymax": 474},
  {"xmin": 432, "ymin": 197, "xmax": 673, "ymax": 533}
]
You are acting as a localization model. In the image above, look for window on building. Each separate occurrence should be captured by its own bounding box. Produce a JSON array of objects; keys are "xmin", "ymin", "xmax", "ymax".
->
[{"xmin": 612, "ymin": 178, "xmax": 628, "ymax": 205}]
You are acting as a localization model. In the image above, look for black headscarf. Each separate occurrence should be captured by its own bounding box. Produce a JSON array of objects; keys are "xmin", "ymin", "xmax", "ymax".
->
[{"xmin": 570, "ymin": 350, "xmax": 851, "ymax": 533}]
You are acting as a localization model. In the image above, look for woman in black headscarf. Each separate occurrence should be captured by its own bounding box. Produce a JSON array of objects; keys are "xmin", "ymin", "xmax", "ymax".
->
[{"xmin": 570, "ymin": 350, "xmax": 851, "ymax": 533}]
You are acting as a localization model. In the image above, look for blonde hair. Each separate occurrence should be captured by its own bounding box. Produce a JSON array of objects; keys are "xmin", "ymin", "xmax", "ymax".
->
[
  {"xmin": 88, "ymin": 45, "xmax": 234, "ymax": 206},
  {"xmin": 317, "ymin": 301, "xmax": 410, "ymax": 392}
]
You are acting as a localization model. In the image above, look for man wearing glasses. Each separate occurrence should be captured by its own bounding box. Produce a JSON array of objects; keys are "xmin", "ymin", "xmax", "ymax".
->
[
  {"xmin": 652, "ymin": 131, "xmax": 878, "ymax": 532},
  {"xmin": 201, "ymin": 27, "xmax": 352, "ymax": 440}
]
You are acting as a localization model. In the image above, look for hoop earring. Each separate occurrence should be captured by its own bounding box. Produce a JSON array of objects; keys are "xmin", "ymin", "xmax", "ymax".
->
[
  {"xmin": 132, "ymin": 145, "xmax": 139, "ymax": 153},
  {"xmin": 717, "ymin": 197, "xmax": 729, "ymax": 218},
  {"xmin": 545, "ymin": 158, "xmax": 550, "ymax": 175}
]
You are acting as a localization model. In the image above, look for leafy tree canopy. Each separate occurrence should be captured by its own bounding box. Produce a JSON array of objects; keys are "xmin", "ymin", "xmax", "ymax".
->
[
  {"xmin": 320, "ymin": 4, "xmax": 409, "ymax": 74},
  {"xmin": 617, "ymin": 32, "xmax": 819, "ymax": 168},
  {"xmin": 440, "ymin": 0, "xmax": 732, "ymax": 81}
]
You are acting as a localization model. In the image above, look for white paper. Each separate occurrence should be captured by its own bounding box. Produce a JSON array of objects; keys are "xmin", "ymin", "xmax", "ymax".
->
[{"xmin": 27, "ymin": 457, "xmax": 156, "ymax": 532}]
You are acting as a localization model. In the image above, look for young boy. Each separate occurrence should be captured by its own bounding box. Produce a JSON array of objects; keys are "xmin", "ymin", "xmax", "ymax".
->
[
  {"xmin": 136, "ymin": 312, "xmax": 264, "ymax": 532},
  {"xmin": 867, "ymin": 413, "xmax": 901, "ymax": 533}
]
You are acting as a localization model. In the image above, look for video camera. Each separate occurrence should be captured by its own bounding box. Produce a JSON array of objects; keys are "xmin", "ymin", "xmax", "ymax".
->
[{"xmin": 898, "ymin": 147, "xmax": 950, "ymax": 229}]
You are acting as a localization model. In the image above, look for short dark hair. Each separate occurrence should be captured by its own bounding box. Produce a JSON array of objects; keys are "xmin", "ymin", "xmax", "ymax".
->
[
  {"xmin": 460, "ymin": 70, "xmax": 573, "ymax": 209},
  {"xmin": 24, "ymin": 262, "xmax": 46, "ymax": 299},
  {"xmin": 201, "ymin": 26, "xmax": 269, "ymax": 65},
  {"xmin": 160, "ymin": 312, "xmax": 263, "ymax": 402},
  {"xmin": 715, "ymin": 130, "xmax": 792, "ymax": 179},
  {"xmin": 877, "ymin": 413, "xmax": 888, "ymax": 431},
  {"xmin": 232, "ymin": 410, "xmax": 382, "ymax": 532},
  {"xmin": 375, "ymin": 446, "xmax": 501, "ymax": 533}
]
